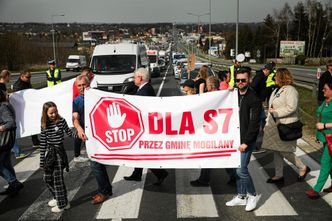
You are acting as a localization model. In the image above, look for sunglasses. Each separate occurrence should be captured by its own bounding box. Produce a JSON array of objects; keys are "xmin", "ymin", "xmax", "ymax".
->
[
  {"xmin": 25, "ymin": 76, "xmax": 31, "ymax": 79},
  {"xmin": 236, "ymin": 79, "xmax": 247, "ymax": 83}
]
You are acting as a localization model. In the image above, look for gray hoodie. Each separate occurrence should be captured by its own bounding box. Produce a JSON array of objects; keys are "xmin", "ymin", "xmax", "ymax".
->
[{"xmin": 0, "ymin": 102, "xmax": 16, "ymax": 130}]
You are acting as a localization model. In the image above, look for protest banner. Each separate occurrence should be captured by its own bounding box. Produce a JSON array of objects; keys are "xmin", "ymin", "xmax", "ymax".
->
[{"xmin": 85, "ymin": 88, "xmax": 241, "ymax": 168}]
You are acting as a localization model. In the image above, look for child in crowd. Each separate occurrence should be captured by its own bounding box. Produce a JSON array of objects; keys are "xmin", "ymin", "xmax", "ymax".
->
[{"xmin": 39, "ymin": 102, "xmax": 75, "ymax": 213}]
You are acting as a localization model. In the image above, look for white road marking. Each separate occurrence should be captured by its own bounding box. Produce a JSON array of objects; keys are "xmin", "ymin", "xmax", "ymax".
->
[
  {"xmin": 0, "ymin": 150, "xmax": 40, "ymax": 203},
  {"xmin": 156, "ymin": 65, "xmax": 170, "ymax": 97},
  {"xmin": 176, "ymin": 169, "xmax": 219, "ymax": 218},
  {"xmin": 18, "ymin": 159, "xmax": 91, "ymax": 220},
  {"xmin": 249, "ymin": 155, "xmax": 298, "ymax": 216},
  {"xmin": 96, "ymin": 167, "xmax": 147, "ymax": 220}
]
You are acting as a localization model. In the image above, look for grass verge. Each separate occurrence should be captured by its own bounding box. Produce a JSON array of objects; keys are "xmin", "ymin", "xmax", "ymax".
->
[{"xmin": 296, "ymin": 86, "xmax": 320, "ymax": 148}]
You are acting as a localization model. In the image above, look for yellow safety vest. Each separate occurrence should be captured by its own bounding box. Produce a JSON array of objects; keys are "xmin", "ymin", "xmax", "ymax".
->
[
  {"xmin": 46, "ymin": 69, "xmax": 61, "ymax": 87},
  {"xmin": 266, "ymin": 70, "xmax": 276, "ymax": 87},
  {"xmin": 229, "ymin": 65, "xmax": 235, "ymax": 87}
]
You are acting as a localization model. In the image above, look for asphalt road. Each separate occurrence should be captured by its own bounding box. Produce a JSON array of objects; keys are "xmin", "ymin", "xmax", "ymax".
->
[
  {"xmin": 0, "ymin": 66, "xmax": 331, "ymax": 221},
  {"xmin": 8, "ymin": 70, "xmax": 80, "ymax": 89}
]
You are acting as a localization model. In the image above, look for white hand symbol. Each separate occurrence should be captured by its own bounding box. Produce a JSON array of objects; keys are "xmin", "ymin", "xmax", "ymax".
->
[{"xmin": 107, "ymin": 102, "xmax": 126, "ymax": 128}]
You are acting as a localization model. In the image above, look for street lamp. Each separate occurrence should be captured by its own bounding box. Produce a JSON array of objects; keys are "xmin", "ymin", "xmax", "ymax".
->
[
  {"xmin": 236, "ymin": 0, "xmax": 239, "ymax": 57},
  {"xmin": 208, "ymin": 0, "xmax": 212, "ymax": 64},
  {"xmin": 187, "ymin": 12, "xmax": 210, "ymax": 57},
  {"xmin": 51, "ymin": 14, "xmax": 65, "ymax": 65},
  {"xmin": 187, "ymin": 12, "xmax": 209, "ymax": 34}
]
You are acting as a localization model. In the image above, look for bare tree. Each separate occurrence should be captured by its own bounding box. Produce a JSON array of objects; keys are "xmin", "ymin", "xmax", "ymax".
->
[
  {"xmin": 318, "ymin": 4, "xmax": 331, "ymax": 58},
  {"xmin": 280, "ymin": 3, "xmax": 294, "ymax": 40}
]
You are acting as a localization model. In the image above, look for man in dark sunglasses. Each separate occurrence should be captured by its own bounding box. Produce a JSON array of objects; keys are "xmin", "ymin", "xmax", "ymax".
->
[
  {"xmin": 13, "ymin": 70, "xmax": 32, "ymax": 91},
  {"xmin": 13, "ymin": 70, "xmax": 40, "ymax": 148},
  {"xmin": 226, "ymin": 69, "xmax": 262, "ymax": 211}
]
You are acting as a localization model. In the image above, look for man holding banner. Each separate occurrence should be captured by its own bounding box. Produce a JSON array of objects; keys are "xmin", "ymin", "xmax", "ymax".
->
[
  {"xmin": 225, "ymin": 68, "xmax": 262, "ymax": 212},
  {"xmin": 123, "ymin": 68, "xmax": 168, "ymax": 185},
  {"xmin": 73, "ymin": 75, "xmax": 113, "ymax": 205}
]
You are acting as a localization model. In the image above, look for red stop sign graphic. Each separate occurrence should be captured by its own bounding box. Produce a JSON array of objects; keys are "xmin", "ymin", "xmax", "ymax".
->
[{"xmin": 89, "ymin": 97, "xmax": 144, "ymax": 151}]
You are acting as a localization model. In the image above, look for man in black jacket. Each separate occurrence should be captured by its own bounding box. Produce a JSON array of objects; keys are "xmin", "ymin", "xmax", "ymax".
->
[
  {"xmin": 250, "ymin": 63, "xmax": 273, "ymax": 103},
  {"xmin": 123, "ymin": 68, "xmax": 168, "ymax": 185},
  {"xmin": 250, "ymin": 64, "xmax": 273, "ymax": 153},
  {"xmin": 13, "ymin": 70, "xmax": 40, "ymax": 148},
  {"xmin": 225, "ymin": 68, "xmax": 262, "ymax": 212}
]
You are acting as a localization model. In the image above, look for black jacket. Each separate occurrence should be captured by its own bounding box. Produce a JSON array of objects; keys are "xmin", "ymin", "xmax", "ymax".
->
[
  {"xmin": 136, "ymin": 83, "xmax": 156, "ymax": 96},
  {"xmin": 13, "ymin": 78, "xmax": 32, "ymax": 92},
  {"xmin": 238, "ymin": 88, "xmax": 261, "ymax": 146},
  {"xmin": 250, "ymin": 70, "xmax": 268, "ymax": 102},
  {"xmin": 318, "ymin": 70, "xmax": 332, "ymax": 103},
  {"xmin": 0, "ymin": 83, "xmax": 6, "ymax": 91}
]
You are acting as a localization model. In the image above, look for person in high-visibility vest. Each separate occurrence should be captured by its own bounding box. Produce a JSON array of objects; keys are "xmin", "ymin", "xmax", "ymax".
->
[
  {"xmin": 46, "ymin": 60, "xmax": 62, "ymax": 87},
  {"xmin": 265, "ymin": 61, "xmax": 277, "ymax": 103},
  {"xmin": 228, "ymin": 60, "xmax": 242, "ymax": 88}
]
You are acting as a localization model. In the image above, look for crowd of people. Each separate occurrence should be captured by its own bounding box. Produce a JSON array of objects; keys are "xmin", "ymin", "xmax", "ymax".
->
[
  {"xmin": 0, "ymin": 58, "xmax": 331, "ymax": 213},
  {"xmin": 182, "ymin": 59, "xmax": 332, "ymax": 210}
]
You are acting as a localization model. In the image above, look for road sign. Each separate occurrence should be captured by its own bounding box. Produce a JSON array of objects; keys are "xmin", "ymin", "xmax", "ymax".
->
[
  {"xmin": 89, "ymin": 97, "xmax": 144, "ymax": 151},
  {"xmin": 257, "ymin": 49, "xmax": 261, "ymax": 58},
  {"xmin": 316, "ymin": 67, "xmax": 321, "ymax": 79}
]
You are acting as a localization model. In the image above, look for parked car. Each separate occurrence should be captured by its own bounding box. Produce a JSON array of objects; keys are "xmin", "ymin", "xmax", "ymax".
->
[{"xmin": 249, "ymin": 59, "xmax": 257, "ymax": 64}]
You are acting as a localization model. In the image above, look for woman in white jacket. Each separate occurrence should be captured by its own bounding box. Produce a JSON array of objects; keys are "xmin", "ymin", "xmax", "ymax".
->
[{"xmin": 262, "ymin": 68, "xmax": 310, "ymax": 183}]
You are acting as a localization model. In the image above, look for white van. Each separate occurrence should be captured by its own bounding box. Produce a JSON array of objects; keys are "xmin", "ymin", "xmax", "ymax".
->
[
  {"xmin": 90, "ymin": 43, "xmax": 149, "ymax": 93},
  {"xmin": 65, "ymin": 55, "xmax": 86, "ymax": 72}
]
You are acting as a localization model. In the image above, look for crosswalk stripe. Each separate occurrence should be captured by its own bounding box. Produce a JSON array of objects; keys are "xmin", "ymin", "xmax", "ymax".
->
[
  {"xmin": 96, "ymin": 167, "xmax": 147, "ymax": 220},
  {"xmin": 289, "ymin": 140, "xmax": 332, "ymax": 207},
  {"xmin": 249, "ymin": 155, "xmax": 298, "ymax": 216},
  {"xmin": 175, "ymin": 169, "xmax": 219, "ymax": 218},
  {"xmin": 18, "ymin": 160, "xmax": 91, "ymax": 220},
  {"xmin": 2, "ymin": 141, "xmax": 330, "ymax": 219},
  {"xmin": 0, "ymin": 150, "xmax": 40, "ymax": 203}
]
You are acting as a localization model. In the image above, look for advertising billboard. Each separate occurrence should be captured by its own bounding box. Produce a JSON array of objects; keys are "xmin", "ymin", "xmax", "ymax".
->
[{"xmin": 280, "ymin": 41, "xmax": 305, "ymax": 58}]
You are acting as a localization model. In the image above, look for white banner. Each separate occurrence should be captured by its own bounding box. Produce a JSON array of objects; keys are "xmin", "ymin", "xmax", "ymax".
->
[
  {"xmin": 85, "ymin": 89, "xmax": 241, "ymax": 169},
  {"xmin": 9, "ymin": 79, "xmax": 75, "ymax": 138}
]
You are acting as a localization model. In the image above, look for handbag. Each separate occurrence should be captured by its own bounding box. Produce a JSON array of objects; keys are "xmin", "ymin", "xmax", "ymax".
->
[
  {"xmin": 277, "ymin": 120, "xmax": 303, "ymax": 141},
  {"xmin": 270, "ymin": 86, "xmax": 303, "ymax": 141},
  {"xmin": 0, "ymin": 129, "xmax": 16, "ymax": 152},
  {"xmin": 324, "ymin": 133, "xmax": 332, "ymax": 157},
  {"xmin": 318, "ymin": 101, "xmax": 332, "ymax": 156}
]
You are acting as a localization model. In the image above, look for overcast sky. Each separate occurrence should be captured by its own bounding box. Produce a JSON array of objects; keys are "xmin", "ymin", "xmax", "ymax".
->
[{"xmin": 0, "ymin": 0, "xmax": 330, "ymax": 24}]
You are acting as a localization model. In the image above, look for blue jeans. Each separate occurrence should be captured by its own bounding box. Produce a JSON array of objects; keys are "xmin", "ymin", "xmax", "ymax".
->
[
  {"xmin": 11, "ymin": 143, "xmax": 22, "ymax": 157},
  {"xmin": 90, "ymin": 161, "xmax": 112, "ymax": 195},
  {"xmin": 0, "ymin": 150, "xmax": 17, "ymax": 184},
  {"xmin": 236, "ymin": 146, "xmax": 256, "ymax": 196}
]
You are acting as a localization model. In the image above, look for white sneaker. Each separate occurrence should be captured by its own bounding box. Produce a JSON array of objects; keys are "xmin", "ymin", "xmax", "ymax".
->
[
  {"xmin": 51, "ymin": 203, "xmax": 70, "ymax": 213},
  {"xmin": 48, "ymin": 199, "xmax": 57, "ymax": 207},
  {"xmin": 245, "ymin": 194, "xmax": 261, "ymax": 212},
  {"xmin": 226, "ymin": 195, "xmax": 247, "ymax": 206},
  {"xmin": 74, "ymin": 156, "xmax": 89, "ymax": 162}
]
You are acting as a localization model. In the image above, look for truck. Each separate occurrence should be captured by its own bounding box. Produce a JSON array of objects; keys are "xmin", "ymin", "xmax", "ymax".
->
[
  {"xmin": 65, "ymin": 55, "xmax": 86, "ymax": 72},
  {"xmin": 147, "ymin": 50, "xmax": 160, "ymax": 77},
  {"xmin": 90, "ymin": 43, "xmax": 149, "ymax": 93}
]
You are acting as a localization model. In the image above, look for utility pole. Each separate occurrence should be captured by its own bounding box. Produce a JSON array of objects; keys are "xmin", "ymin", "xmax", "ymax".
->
[
  {"xmin": 208, "ymin": 0, "xmax": 211, "ymax": 64},
  {"xmin": 236, "ymin": 0, "xmax": 239, "ymax": 56},
  {"xmin": 51, "ymin": 14, "xmax": 65, "ymax": 66}
]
